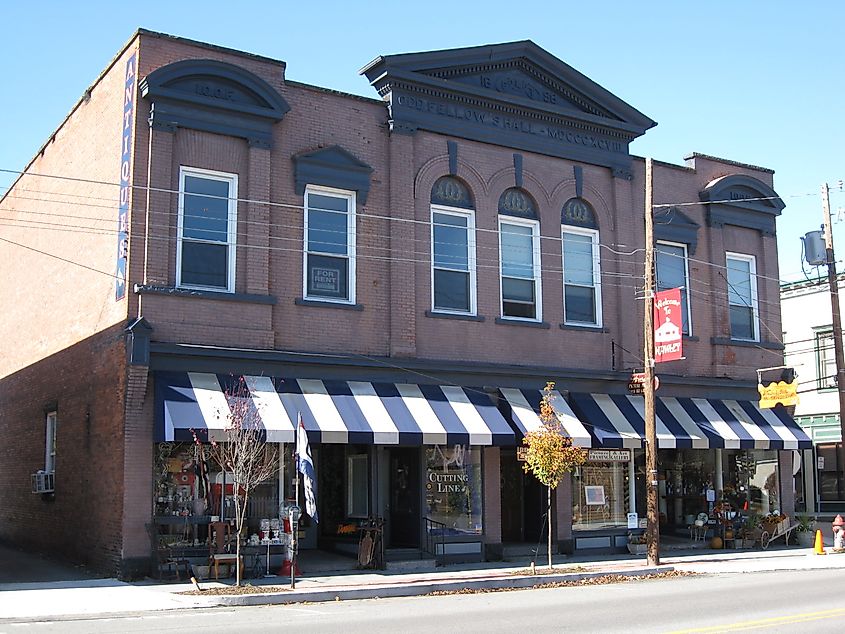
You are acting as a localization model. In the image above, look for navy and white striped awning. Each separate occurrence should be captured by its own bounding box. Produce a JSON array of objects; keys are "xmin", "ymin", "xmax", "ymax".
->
[
  {"xmin": 569, "ymin": 393, "xmax": 812, "ymax": 450},
  {"xmin": 498, "ymin": 387, "xmax": 592, "ymax": 447},
  {"xmin": 155, "ymin": 372, "xmax": 514, "ymax": 446}
]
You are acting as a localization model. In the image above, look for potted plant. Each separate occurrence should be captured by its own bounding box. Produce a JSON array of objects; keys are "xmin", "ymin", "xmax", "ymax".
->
[
  {"xmin": 739, "ymin": 512, "xmax": 762, "ymax": 548},
  {"xmin": 627, "ymin": 531, "xmax": 647, "ymax": 555},
  {"xmin": 795, "ymin": 513, "xmax": 816, "ymax": 547}
]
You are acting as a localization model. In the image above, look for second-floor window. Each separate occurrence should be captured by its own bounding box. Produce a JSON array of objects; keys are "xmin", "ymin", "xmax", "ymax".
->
[
  {"xmin": 562, "ymin": 228, "xmax": 601, "ymax": 326},
  {"xmin": 177, "ymin": 167, "xmax": 238, "ymax": 292},
  {"xmin": 656, "ymin": 241, "xmax": 691, "ymax": 334},
  {"xmin": 304, "ymin": 186, "xmax": 356, "ymax": 303},
  {"xmin": 726, "ymin": 252, "xmax": 758, "ymax": 341},
  {"xmin": 499, "ymin": 218, "xmax": 541, "ymax": 320},
  {"xmin": 431, "ymin": 208, "xmax": 476, "ymax": 314},
  {"xmin": 816, "ymin": 330, "xmax": 837, "ymax": 389}
]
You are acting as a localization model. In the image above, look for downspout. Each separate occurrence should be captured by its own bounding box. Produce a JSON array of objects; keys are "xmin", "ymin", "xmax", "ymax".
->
[{"xmin": 138, "ymin": 117, "xmax": 154, "ymax": 319}]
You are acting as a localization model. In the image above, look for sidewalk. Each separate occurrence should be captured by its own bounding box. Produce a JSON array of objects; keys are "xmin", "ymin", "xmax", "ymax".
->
[{"xmin": 1, "ymin": 543, "xmax": 844, "ymax": 622}]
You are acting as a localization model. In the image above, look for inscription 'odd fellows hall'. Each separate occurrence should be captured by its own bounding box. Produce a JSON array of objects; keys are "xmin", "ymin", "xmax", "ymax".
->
[{"xmin": 395, "ymin": 94, "xmax": 625, "ymax": 154}]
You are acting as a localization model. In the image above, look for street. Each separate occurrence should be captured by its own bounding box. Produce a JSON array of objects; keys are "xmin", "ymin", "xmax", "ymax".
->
[{"xmin": 5, "ymin": 568, "xmax": 841, "ymax": 633}]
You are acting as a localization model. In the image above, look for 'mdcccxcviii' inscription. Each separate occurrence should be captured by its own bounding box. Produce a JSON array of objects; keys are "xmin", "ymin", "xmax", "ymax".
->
[{"xmin": 395, "ymin": 94, "xmax": 624, "ymax": 153}]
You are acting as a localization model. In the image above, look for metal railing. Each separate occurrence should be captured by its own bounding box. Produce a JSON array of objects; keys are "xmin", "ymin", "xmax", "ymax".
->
[{"xmin": 423, "ymin": 517, "xmax": 446, "ymax": 565}]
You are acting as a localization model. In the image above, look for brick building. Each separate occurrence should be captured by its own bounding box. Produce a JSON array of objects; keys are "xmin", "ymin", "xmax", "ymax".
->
[{"xmin": 0, "ymin": 29, "xmax": 810, "ymax": 577}]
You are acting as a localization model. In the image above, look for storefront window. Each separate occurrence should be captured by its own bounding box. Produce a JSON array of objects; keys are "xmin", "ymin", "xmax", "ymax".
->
[
  {"xmin": 153, "ymin": 441, "xmax": 283, "ymax": 535},
  {"xmin": 572, "ymin": 450, "xmax": 631, "ymax": 530},
  {"xmin": 818, "ymin": 443, "xmax": 844, "ymax": 502},
  {"xmin": 722, "ymin": 449, "xmax": 779, "ymax": 515},
  {"xmin": 425, "ymin": 445, "xmax": 482, "ymax": 535},
  {"xmin": 657, "ymin": 449, "xmax": 716, "ymax": 526}
]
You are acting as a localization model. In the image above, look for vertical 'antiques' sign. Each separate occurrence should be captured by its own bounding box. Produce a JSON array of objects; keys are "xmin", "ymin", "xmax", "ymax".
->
[
  {"xmin": 115, "ymin": 52, "xmax": 137, "ymax": 300},
  {"xmin": 653, "ymin": 288, "xmax": 683, "ymax": 363}
]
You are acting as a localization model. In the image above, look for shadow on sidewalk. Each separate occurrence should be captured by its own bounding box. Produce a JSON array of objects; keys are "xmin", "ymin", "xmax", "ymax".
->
[{"xmin": 0, "ymin": 542, "xmax": 102, "ymax": 587}]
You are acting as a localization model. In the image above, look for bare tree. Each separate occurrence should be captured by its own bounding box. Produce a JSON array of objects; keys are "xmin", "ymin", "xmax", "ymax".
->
[
  {"xmin": 522, "ymin": 381, "xmax": 587, "ymax": 570},
  {"xmin": 209, "ymin": 377, "xmax": 279, "ymax": 586}
]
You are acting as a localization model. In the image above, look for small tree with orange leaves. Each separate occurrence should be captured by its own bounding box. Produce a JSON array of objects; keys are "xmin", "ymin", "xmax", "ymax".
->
[{"xmin": 522, "ymin": 381, "xmax": 587, "ymax": 569}]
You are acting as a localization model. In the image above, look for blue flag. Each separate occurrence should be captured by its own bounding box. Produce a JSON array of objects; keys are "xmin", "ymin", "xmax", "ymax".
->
[{"xmin": 296, "ymin": 414, "xmax": 318, "ymax": 523}]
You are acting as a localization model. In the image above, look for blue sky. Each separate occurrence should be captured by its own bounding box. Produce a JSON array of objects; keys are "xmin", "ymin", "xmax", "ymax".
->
[{"xmin": 1, "ymin": 1, "xmax": 842, "ymax": 280}]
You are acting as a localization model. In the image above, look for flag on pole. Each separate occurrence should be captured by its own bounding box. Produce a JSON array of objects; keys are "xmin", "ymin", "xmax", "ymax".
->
[{"xmin": 296, "ymin": 413, "xmax": 319, "ymax": 523}]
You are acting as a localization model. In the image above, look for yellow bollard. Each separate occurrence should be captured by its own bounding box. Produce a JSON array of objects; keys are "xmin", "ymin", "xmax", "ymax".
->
[{"xmin": 814, "ymin": 529, "xmax": 827, "ymax": 555}]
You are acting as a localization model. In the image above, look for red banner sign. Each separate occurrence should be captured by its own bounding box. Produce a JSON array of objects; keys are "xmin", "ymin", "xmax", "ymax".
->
[{"xmin": 654, "ymin": 288, "xmax": 683, "ymax": 363}]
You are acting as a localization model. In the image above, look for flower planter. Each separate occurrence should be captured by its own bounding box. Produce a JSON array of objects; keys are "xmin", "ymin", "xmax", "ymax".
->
[
  {"xmin": 627, "ymin": 543, "xmax": 647, "ymax": 555},
  {"xmin": 796, "ymin": 531, "xmax": 815, "ymax": 548}
]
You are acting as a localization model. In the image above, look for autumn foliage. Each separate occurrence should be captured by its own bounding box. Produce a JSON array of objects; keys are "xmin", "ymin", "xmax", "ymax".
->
[
  {"xmin": 522, "ymin": 382, "xmax": 587, "ymax": 488},
  {"xmin": 522, "ymin": 381, "xmax": 587, "ymax": 569}
]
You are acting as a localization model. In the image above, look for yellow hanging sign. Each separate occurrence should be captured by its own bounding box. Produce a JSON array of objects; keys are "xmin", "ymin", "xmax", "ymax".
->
[{"xmin": 757, "ymin": 380, "xmax": 799, "ymax": 409}]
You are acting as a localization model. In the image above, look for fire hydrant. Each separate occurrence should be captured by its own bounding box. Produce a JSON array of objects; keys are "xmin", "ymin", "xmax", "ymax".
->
[{"xmin": 833, "ymin": 515, "xmax": 845, "ymax": 550}]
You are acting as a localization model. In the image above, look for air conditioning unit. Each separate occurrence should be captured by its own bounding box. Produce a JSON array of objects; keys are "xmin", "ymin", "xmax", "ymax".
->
[{"xmin": 31, "ymin": 471, "xmax": 55, "ymax": 494}]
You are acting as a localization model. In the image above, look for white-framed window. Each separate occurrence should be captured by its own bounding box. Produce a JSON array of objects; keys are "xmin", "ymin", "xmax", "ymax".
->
[
  {"xmin": 45, "ymin": 411, "xmax": 57, "ymax": 474},
  {"xmin": 431, "ymin": 206, "xmax": 476, "ymax": 314},
  {"xmin": 562, "ymin": 227, "xmax": 602, "ymax": 326},
  {"xmin": 499, "ymin": 217, "xmax": 541, "ymax": 320},
  {"xmin": 304, "ymin": 186, "xmax": 356, "ymax": 303},
  {"xmin": 816, "ymin": 329, "xmax": 837, "ymax": 389},
  {"xmin": 347, "ymin": 453, "xmax": 369, "ymax": 517},
  {"xmin": 726, "ymin": 252, "xmax": 758, "ymax": 341},
  {"xmin": 656, "ymin": 241, "xmax": 692, "ymax": 335},
  {"xmin": 176, "ymin": 167, "xmax": 238, "ymax": 292}
]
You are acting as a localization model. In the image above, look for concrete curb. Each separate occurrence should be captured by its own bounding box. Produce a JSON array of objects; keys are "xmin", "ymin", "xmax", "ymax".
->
[{"xmin": 193, "ymin": 566, "xmax": 671, "ymax": 607}]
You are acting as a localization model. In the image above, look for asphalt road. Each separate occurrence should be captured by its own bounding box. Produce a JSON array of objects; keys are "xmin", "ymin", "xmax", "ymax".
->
[{"xmin": 6, "ymin": 569, "xmax": 842, "ymax": 633}]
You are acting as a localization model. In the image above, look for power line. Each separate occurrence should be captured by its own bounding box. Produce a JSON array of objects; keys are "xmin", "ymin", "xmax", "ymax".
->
[
  {"xmin": 0, "ymin": 234, "xmax": 121, "ymax": 280},
  {"xmin": 0, "ymin": 205, "xmax": 802, "ymax": 318}
]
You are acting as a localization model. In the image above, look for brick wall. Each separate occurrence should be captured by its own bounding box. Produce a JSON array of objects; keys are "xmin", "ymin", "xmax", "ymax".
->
[
  {"xmin": 0, "ymin": 44, "xmax": 137, "ymax": 379},
  {"xmin": 0, "ymin": 324, "xmax": 127, "ymax": 574},
  {"xmin": 121, "ymin": 34, "xmax": 783, "ymax": 384}
]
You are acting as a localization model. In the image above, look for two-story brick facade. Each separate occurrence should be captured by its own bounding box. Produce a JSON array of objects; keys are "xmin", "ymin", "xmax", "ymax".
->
[{"xmin": 0, "ymin": 29, "xmax": 809, "ymax": 577}]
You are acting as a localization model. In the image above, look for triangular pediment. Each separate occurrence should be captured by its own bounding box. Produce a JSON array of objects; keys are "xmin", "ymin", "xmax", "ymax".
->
[
  {"xmin": 292, "ymin": 146, "xmax": 374, "ymax": 203},
  {"xmin": 654, "ymin": 206, "xmax": 699, "ymax": 229},
  {"xmin": 360, "ymin": 41, "xmax": 655, "ymax": 175},
  {"xmin": 426, "ymin": 60, "xmax": 618, "ymax": 121},
  {"xmin": 294, "ymin": 146, "xmax": 373, "ymax": 174},
  {"xmin": 361, "ymin": 41, "xmax": 655, "ymax": 135}
]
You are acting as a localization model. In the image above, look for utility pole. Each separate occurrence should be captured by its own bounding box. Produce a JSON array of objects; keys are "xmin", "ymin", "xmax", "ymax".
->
[
  {"xmin": 821, "ymin": 183, "xmax": 845, "ymax": 456},
  {"xmin": 644, "ymin": 158, "xmax": 660, "ymax": 566}
]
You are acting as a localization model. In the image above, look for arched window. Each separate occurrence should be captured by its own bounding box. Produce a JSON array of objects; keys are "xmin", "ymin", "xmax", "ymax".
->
[
  {"xmin": 430, "ymin": 177, "xmax": 476, "ymax": 314},
  {"xmin": 561, "ymin": 198, "xmax": 601, "ymax": 326}
]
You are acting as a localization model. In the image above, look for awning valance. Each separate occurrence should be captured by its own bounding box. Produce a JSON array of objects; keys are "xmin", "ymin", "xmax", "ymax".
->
[
  {"xmin": 569, "ymin": 393, "xmax": 812, "ymax": 450},
  {"xmin": 497, "ymin": 387, "xmax": 592, "ymax": 447},
  {"xmin": 154, "ymin": 372, "xmax": 515, "ymax": 446}
]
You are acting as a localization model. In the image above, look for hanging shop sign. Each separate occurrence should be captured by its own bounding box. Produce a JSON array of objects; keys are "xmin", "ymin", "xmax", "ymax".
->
[
  {"xmin": 653, "ymin": 288, "xmax": 683, "ymax": 363},
  {"xmin": 757, "ymin": 379, "xmax": 799, "ymax": 408},
  {"xmin": 628, "ymin": 372, "xmax": 659, "ymax": 396},
  {"xmin": 587, "ymin": 449, "xmax": 631, "ymax": 462},
  {"xmin": 516, "ymin": 446, "xmax": 528, "ymax": 462}
]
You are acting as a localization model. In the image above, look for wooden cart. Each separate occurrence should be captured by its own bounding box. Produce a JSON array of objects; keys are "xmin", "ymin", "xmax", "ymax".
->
[{"xmin": 760, "ymin": 517, "xmax": 796, "ymax": 549}]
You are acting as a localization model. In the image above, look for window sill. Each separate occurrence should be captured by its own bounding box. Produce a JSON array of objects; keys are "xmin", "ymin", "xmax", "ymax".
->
[
  {"xmin": 559, "ymin": 323, "xmax": 608, "ymax": 333},
  {"xmin": 425, "ymin": 310, "xmax": 485, "ymax": 322},
  {"xmin": 296, "ymin": 297, "xmax": 363, "ymax": 311},
  {"xmin": 710, "ymin": 336, "xmax": 784, "ymax": 350},
  {"xmin": 495, "ymin": 317, "xmax": 550, "ymax": 329},
  {"xmin": 683, "ymin": 335, "xmax": 699, "ymax": 342},
  {"xmin": 134, "ymin": 284, "xmax": 276, "ymax": 305}
]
